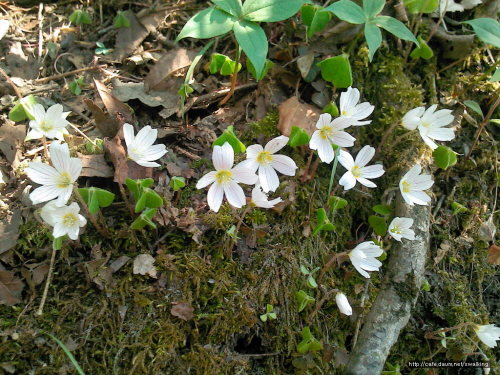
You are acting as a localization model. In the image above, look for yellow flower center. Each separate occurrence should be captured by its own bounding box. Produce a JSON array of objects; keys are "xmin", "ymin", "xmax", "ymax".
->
[
  {"xmin": 319, "ymin": 126, "xmax": 333, "ymax": 140},
  {"xmin": 256, "ymin": 151, "xmax": 273, "ymax": 166},
  {"xmin": 390, "ymin": 225, "xmax": 401, "ymax": 234},
  {"xmin": 57, "ymin": 172, "xmax": 72, "ymax": 188},
  {"xmin": 401, "ymin": 180, "xmax": 411, "ymax": 193},
  {"xmin": 215, "ymin": 170, "xmax": 232, "ymax": 186},
  {"xmin": 39, "ymin": 120, "xmax": 54, "ymax": 132},
  {"xmin": 352, "ymin": 166, "xmax": 362, "ymax": 178},
  {"xmin": 421, "ymin": 121, "xmax": 430, "ymax": 128},
  {"xmin": 62, "ymin": 213, "xmax": 77, "ymax": 227}
]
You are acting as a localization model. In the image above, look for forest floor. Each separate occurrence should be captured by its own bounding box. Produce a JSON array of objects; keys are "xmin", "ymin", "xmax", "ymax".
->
[{"xmin": 0, "ymin": 0, "xmax": 499, "ymax": 374}]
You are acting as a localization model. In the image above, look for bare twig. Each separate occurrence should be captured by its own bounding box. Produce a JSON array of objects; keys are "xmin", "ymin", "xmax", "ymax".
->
[
  {"xmin": 34, "ymin": 65, "xmax": 105, "ymax": 83},
  {"xmin": 36, "ymin": 244, "xmax": 57, "ymax": 316}
]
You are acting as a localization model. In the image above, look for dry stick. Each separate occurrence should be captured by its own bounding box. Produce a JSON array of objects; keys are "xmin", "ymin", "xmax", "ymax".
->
[
  {"xmin": 34, "ymin": 65, "xmax": 104, "ymax": 83},
  {"xmin": 375, "ymin": 121, "xmax": 401, "ymax": 159},
  {"xmin": 351, "ymin": 278, "xmax": 371, "ymax": 348},
  {"xmin": 424, "ymin": 322, "xmax": 473, "ymax": 340},
  {"xmin": 0, "ymin": 67, "xmax": 22, "ymax": 99},
  {"xmin": 36, "ymin": 244, "xmax": 57, "ymax": 316},
  {"xmin": 116, "ymin": 160, "xmax": 136, "ymax": 218},
  {"xmin": 307, "ymin": 158, "xmax": 320, "ymax": 183},
  {"xmin": 219, "ymin": 38, "xmax": 240, "ymax": 106},
  {"xmin": 301, "ymin": 150, "xmax": 315, "ymax": 183},
  {"xmin": 74, "ymin": 185, "xmax": 109, "ymax": 238},
  {"xmin": 317, "ymin": 251, "xmax": 348, "ymax": 285},
  {"xmin": 465, "ymin": 94, "xmax": 500, "ymax": 162}
]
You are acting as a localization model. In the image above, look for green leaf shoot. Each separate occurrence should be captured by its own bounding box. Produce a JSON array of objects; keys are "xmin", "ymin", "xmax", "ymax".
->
[
  {"xmin": 433, "ymin": 145, "xmax": 457, "ymax": 170},
  {"xmin": 316, "ymin": 54, "xmax": 352, "ymax": 88}
]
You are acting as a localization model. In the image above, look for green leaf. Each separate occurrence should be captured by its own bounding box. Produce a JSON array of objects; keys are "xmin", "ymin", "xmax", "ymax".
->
[
  {"xmin": 368, "ymin": 215, "xmax": 387, "ymax": 236},
  {"xmin": 268, "ymin": 312, "xmax": 277, "ymax": 319},
  {"xmin": 297, "ymin": 339, "xmax": 311, "ymax": 353},
  {"xmin": 130, "ymin": 208, "xmax": 157, "ymax": 230},
  {"xmin": 170, "ymin": 176, "xmax": 186, "ymax": 191},
  {"xmin": 178, "ymin": 83, "xmax": 194, "ymax": 97},
  {"xmin": 52, "ymin": 237, "xmax": 63, "ymax": 251},
  {"xmin": 463, "ymin": 18, "xmax": 500, "ymax": 48},
  {"xmin": 9, "ymin": 94, "xmax": 36, "ymax": 122},
  {"xmin": 301, "ymin": 326, "xmax": 313, "ymax": 340},
  {"xmin": 309, "ymin": 340, "xmax": 323, "ymax": 351},
  {"xmin": 325, "ymin": 0, "xmax": 366, "ymax": 24},
  {"xmin": 69, "ymin": 79, "xmax": 82, "ymax": 95},
  {"xmin": 433, "ymin": 145, "xmax": 457, "ymax": 170},
  {"xmin": 323, "ymin": 102, "xmax": 339, "ymax": 117},
  {"xmin": 140, "ymin": 178, "xmax": 154, "ymax": 188},
  {"xmin": 221, "ymin": 58, "xmax": 242, "ymax": 75},
  {"xmin": 372, "ymin": 204, "xmax": 393, "ymax": 215},
  {"xmin": 410, "ymin": 36, "xmax": 433, "ymax": 59},
  {"xmin": 135, "ymin": 188, "xmax": 163, "ymax": 213},
  {"xmin": 451, "ymin": 202, "xmax": 467, "ymax": 215},
  {"xmin": 363, "ymin": 0, "xmax": 385, "ymax": 19},
  {"xmin": 490, "ymin": 68, "xmax": 500, "ymax": 82},
  {"xmin": 301, "ymin": 5, "xmax": 332, "ymax": 38},
  {"xmin": 403, "ymin": 0, "xmax": 438, "ymax": 13},
  {"xmin": 296, "ymin": 290, "xmax": 314, "ymax": 312},
  {"xmin": 313, "ymin": 208, "xmax": 335, "ymax": 236},
  {"xmin": 233, "ymin": 20, "xmax": 267, "ymax": 80},
  {"xmin": 175, "ymin": 6, "xmax": 236, "ymax": 42},
  {"xmin": 364, "ymin": 21, "xmax": 382, "ymax": 61},
  {"xmin": 95, "ymin": 42, "xmax": 111, "ymax": 55},
  {"xmin": 125, "ymin": 178, "xmax": 140, "ymax": 199},
  {"xmin": 266, "ymin": 304, "xmax": 274, "ymax": 313},
  {"xmin": 371, "ymin": 16, "xmax": 418, "ymax": 44},
  {"xmin": 242, "ymin": 0, "xmax": 304, "ymax": 22},
  {"xmin": 307, "ymin": 275, "xmax": 318, "ymax": 288},
  {"xmin": 210, "ymin": 53, "xmax": 228, "ymax": 74},
  {"xmin": 69, "ymin": 9, "xmax": 92, "ymax": 26},
  {"xmin": 212, "ymin": 0, "xmax": 243, "ymax": 17},
  {"xmin": 316, "ymin": 53, "xmax": 352, "ymax": 88},
  {"xmin": 114, "ymin": 11, "xmax": 130, "ymax": 28},
  {"xmin": 45, "ymin": 333, "xmax": 86, "ymax": 375},
  {"xmin": 464, "ymin": 100, "xmax": 484, "ymax": 118},
  {"xmin": 288, "ymin": 126, "xmax": 310, "ymax": 147},
  {"xmin": 329, "ymin": 196, "xmax": 347, "ymax": 211},
  {"xmin": 300, "ymin": 265, "xmax": 310, "ymax": 275},
  {"xmin": 246, "ymin": 58, "xmax": 274, "ymax": 82},
  {"xmin": 260, "ymin": 314, "xmax": 268, "ymax": 322},
  {"xmin": 213, "ymin": 125, "xmax": 246, "ymax": 153}
]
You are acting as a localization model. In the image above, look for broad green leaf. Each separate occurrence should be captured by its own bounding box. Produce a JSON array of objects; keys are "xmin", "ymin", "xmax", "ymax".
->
[
  {"xmin": 316, "ymin": 53, "xmax": 352, "ymax": 88},
  {"xmin": 140, "ymin": 178, "xmax": 154, "ymax": 188},
  {"xmin": 451, "ymin": 202, "xmax": 467, "ymax": 215},
  {"xmin": 247, "ymin": 58, "xmax": 274, "ymax": 81},
  {"xmin": 233, "ymin": 20, "xmax": 267, "ymax": 80},
  {"xmin": 178, "ymin": 83, "xmax": 194, "ymax": 97},
  {"xmin": 309, "ymin": 340, "xmax": 323, "ymax": 351},
  {"xmin": 301, "ymin": 326, "xmax": 313, "ymax": 340},
  {"xmin": 266, "ymin": 304, "xmax": 274, "ymax": 313},
  {"xmin": 404, "ymin": 0, "xmax": 438, "ymax": 13},
  {"xmin": 297, "ymin": 340, "xmax": 311, "ymax": 353},
  {"xmin": 329, "ymin": 196, "xmax": 347, "ymax": 211},
  {"xmin": 296, "ymin": 290, "xmax": 314, "ymax": 312},
  {"xmin": 130, "ymin": 208, "xmax": 157, "ymax": 230},
  {"xmin": 300, "ymin": 265, "xmax": 310, "ymax": 275},
  {"xmin": 464, "ymin": 100, "xmax": 484, "ymax": 118},
  {"xmin": 135, "ymin": 188, "xmax": 163, "ymax": 212},
  {"xmin": 368, "ymin": 215, "xmax": 387, "ymax": 236},
  {"xmin": 114, "ymin": 11, "xmax": 130, "ymax": 28},
  {"xmin": 365, "ymin": 21, "xmax": 382, "ymax": 61},
  {"xmin": 312, "ymin": 208, "xmax": 335, "ymax": 235},
  {"xmin": 69, "ymin": 79, "xmax": 82, "ymax": 95},
  {"xmin": 463, "ymin": 18, "xmax": 500, "ymax": 48},
  {"xmin": 323, "ymin": 102, "xmax": 339, "ymax": 117},
  {"xmin": 221, "ymin": 59, "xmax": 241, "ymax": 75},
  {"xmin": 9, "ymin": 94, "xmax": 36, "ymax": 122},
  {"xmin": 212, "ymin": 0, "xmax": 243, "ymax": 17},
  {"xmin": 69, "ymin": 10, "xmax": 92, "ymax": 26},
  {"xmin": 363, "ymin": 0, "xmax": 385, "ymax": 19},
  {"xmin": 268, "ymin": 312, "xmax": 277, "ymax": 319},
  {"xmin": 260, "ymin": 314, "xmax": 268, "ymax": 322},
  {"xmin": 372, "ymin": 204, "xmax": 393, "ymax": 215},
  {"xmin": 433, "ymin": 145, "xmax": 457, "ymax": 170},
  {"xmin": 307, "ymin": 275, "xmax": 318, "ymax": 288},
  {"xmin": 410, "ymin": 36, "xmax": 433, "ymax": 59},
  {"xmin": 213, "ymin": 125, "xmax": 246, "ymax": 153},
  {"xmin": 301, "ymin": 5, "xmax": 332, "ymax": 38},
  {"xmin": 210, "ymin": 53, "xmax": 228, "ymax": 74},
  {"xmin": 288, "ymin": 126, "xmax": 310, "ymax": 147},
  {"xmin": 371, "ymin": 16, "xmax": 418, "ymax": 44},
  {"xmin": 325, "ymin": 0, "xmax": 366, "ymax": 24},
  {"xmin": 170, "ymin": 176, "xmax": 186, "ymax": 191},
  {"xmin": 490, "ymin": 68, "xmax": 500, "ymax": 82},
  {"xmin": 242, "ymin": 0, "xmax": 304, "ymax": 22},
  {"xmin": 175, "ymin": 6, "xmax": 236, "ymax": 42}
]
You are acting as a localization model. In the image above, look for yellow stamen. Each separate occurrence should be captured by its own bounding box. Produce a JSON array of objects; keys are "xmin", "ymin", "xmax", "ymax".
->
[
  {"xmin": 62, "ymin": 213, "xmax": 77, "ymax": 227},
  {"xmin": 256, "ymin": 151, "xmax": 273, "ymax": 166},
  {"xmin": 57, "ymin": 172, "xmax": 72, "ymax": 188},
  {"xmin": 39, "ymin": 121, "xmax": 54, "ymax": 132},
  {"xmin": 352, "ymin": 166, "xmax": 362, "ymax": 178},
  {"xmin": 390, "ymin": 225, "xmax": 401, "ymax": 234},
  {"xmin": 215, "ymin": 170, "xmax": 232, "ymax": 186},
  {"xmin": 319, "ymin": 126, "xmax": 333, "ymax": 140},
  {"xmin": 421, "ymin": 121, "xmax": 430, "ymax": 128},
  {"xmin": 402, "ymin": 180, "xmax": 411, "ymax": 193}
]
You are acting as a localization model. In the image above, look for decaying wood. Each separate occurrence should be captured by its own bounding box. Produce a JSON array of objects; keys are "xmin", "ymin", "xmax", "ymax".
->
[{"xmin": 344, "ymin": 173, "xmax": 430, "ymax": 375}]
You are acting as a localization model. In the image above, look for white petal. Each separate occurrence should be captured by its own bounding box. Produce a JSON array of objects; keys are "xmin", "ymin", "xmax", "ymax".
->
[
  {"xmin": 413, "ymin": 175, "xmax": 434, "ymax": 190},
  {"xmin": 46, "ymin": 104, "xmax": 64, "ymax": 120},
  {"xmin": 246, "ymin": 144, "xmax": 264, "ymax": 159},
  {"xmin": 123, "ymin": 123, "xmax": 135, "ymax": 148},
  {"xmin": 340, "ymin": 87, "xmax": 359, "ymax": 112},
  {"xmin": 231, "ymin": 166, "xmax": 258, "ymax": 185},
  {"xmin": 235, "ymin": 158, "xmax": 259, "ymax": 172},
  {"xmin": 316, "ymin": 138, "xmax": 334, "ymax": 164},
  {"xmin": 26, "ymin": 162, "xmax": 59, "ymax": 185},
  {"xmin": 331, "ymin": 116, "xmax": 357, "ymax": 130},
  {"xmin": 49, "ymin": 142, "xmax": 70, "ymax": 172},
  {"xmin": 362, "ymin": 165, "xmax": 385, "ymax": 178},
  {"xmin": 355, "ymin": 145, "xmax": 375, "ymax": 167},
  {"xmin": 339, "ymin": 172, "xmax": 357, "ymax": 190},
  {"xmin": 401, "ymin": 191, "xmax": 414, "ymax": 205},
  {"xmin": 259, "ymin": 165, "xmax": 280, "ymax": 192},
  {"xmin": 207, "ymin": 183, "xmax": 224, "ymax": 212},
  {"xmin": 55, "ymin": 188, "xmax": 73, "ymax": 207},
  {"xmin": 135, "ymin": 160, "xmax": 160, "ymax": 167},
  {"xmin": 66, "ymin": 158, "xmax": 83, "ymax": 182},
  {"xmin": 213, "ymin": 142, "xmax": 234, "ymax": 171},
  {"xmin": 408, "ymin": 191, "xmax": 431, "ymax": 205},
  {"xmin": 30, "ymin": 185, "xmax": 61, "ymax": 204},
  {"xmin": 338, "ymin": 150, "xmax": 355, "ymax": 170},
  {"xmin": 427, "ymin": 127, "xmax": 455, "ymax": 141},
  {"xmin": 134, "ymin": 126, "xmax": 157, "ymax": 150},
  {"xmin": 265, "ymin": 136, "xmax": 289, "ymax": 154},
  {"xmin": 224, "ymin": 180, "xmax": 246, "ymax": 208},
  {"xmin": 316, "ymin": 113, "xmax": 332, "ymax": 129},
  {"xmin": 32, "ymin": 104, "xmax": 46, "ymax": 123},
  {"xmin": 196, "ymin": 171, "xmax": 217, "ymax": 189},
  {"xmin": 141, "ymin": 144, "xmax": 168, "ymax": 161},
  {"xmin": 357, "ymin": 177, "xmax": 377, "ymax": 188},
  {"xmin": 352, "ymin": 102, "xmax": 374, "ymax": 120},
  {"xmin": 420, "ymin": 132, "xmax": 438, "ymax": 149},
  {"xmin": 25, "ymin": 129, "xmax": 43, "ymax": 141},
  {"xmin": 309, "ymin": 130, "xmax": 322, "ymax": 150},
  {"xmin": 404, "ymin": 164, "xmax": 422, "ymax": 181},
  {"xmin": 401, "ymin": 229, "xmax": 415, "ymax": 240},
  {"xmin": 270, "ymin": 154, "xmax": 297, "ymax": 176},
  {"xmin": 335, "ymin": 293, "xmax": 352, "ymax": 315},
  {"xmin": 330, "ymin": 130, "xmax": 355, "ymax": 147},
  {"xmin": 53, "ymin": 222, "xmax": 68, "ymax": 239}
]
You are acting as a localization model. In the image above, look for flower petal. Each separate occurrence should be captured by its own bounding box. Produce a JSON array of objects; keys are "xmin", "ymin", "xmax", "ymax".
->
[
  {"xmin": 330, "ymin": 130, "xmax": 355, "ymax": 147},
  {"xmin": 357, "ymin": 177, "xmax": 377, "ymax": 188},
  {"xmin": 30, "ymin": 185, "xmax": 62, "ymax": 205},
  {"xmin": 340, "ymin": 87, "xmax": 359, "ymax": 113},
  {"xmin": 231, "ymin": 166, "xmax": 258, "ymax": 185},
  {"xmin": 316, "ymin": 138, "xmax": 334, "ymax": 164},
  {"xmin": 141, "ymin": 144, "xmax": 168, "ymax": 161},
  {"xmin": 427, "ymin": 127, "xmax": 455, "ymax": 141},
  {"xmin": 362, "ymin": 165, "xmax": 385, "ymax": 178},
  {"xmin": 408, "ymin": 191, "xmax": 431, "ymax": 205},
  {"xmin": 213, "ymin": 142, "xmax": 234, "ymax": 171},
  {"xmin": 265, "ymin": 136, "xmax": 289, "ymax": 154},
  {"xmin": 134, "ymin": 126, "xmax": 157, "ymax": 150},
  {"xmin": 316, "ymin": 113, "xmax": 332, "ymax": 129},
  {"xmin": 46, "ymin": 104, "xmax": 64, "ymax": 120},
  {"xmin": 338, "ymin": 150, "xmax": 355, "ymax": 170},
  {"xmin": 224, "ymin": 180, "xmax": 246, "ymax": 208},
  {"xmin": 339, "ymin": 172, "xmax": 356, "ymax": 190},
  {"xmin": 197, "ymin": 171, "xmax": 217, "ymax": 189},
  {"xmin": 259, "ymin": 164, "xmax": 280, "ymax": 192},
  {"xmin": 354, "ymin": 145, "xmax": 375, "ymax": 167},
  {"xmin": 207, "ymin": 182, "xmax": 224, "ymax": 212},
  {"xmin": 246, "ymin": 144, "xmax": 263, "ymax": 159},
  {"xmin": 352, "ymin": 102, "xmax": 374, "ymax": 120},
  {"xmin": 123, "ymin": 123, "xmax": 135, "ymax": 148},
  {"xmin": 135, "ymin": 160, "xmax": 160, "ymax": 168},
  {"xmin": 235, "ymin": 158, "xmax": 259, "ymax": 172},
  {"xmin": 25, "ymin": 162, "xmax": 59, "ymax": 185},
  {"xmin": 270, "ymin": 154, "xmax": 297, "ymax": 176},
  {"xmin": 49, "ymin": 142, "xmax": 70, "ymax": 172}
]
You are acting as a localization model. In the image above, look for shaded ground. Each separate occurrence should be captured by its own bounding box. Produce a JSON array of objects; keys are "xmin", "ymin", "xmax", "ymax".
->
[{"xmin": 0, "ymin": 1, "xmax": 499, "ymax": 374}]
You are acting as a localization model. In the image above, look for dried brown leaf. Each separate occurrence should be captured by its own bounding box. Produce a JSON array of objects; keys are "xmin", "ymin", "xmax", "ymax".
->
[
  {"xmin": 0, "ymin": 270, "xmax": 24, "ymax": 306},
  {"xmin": 112, "ymin": 11, "xmax": 149, "ymax": 62},
  {"xmin": 170, "ymin": 301, "xmax": 194, "ymax": 321},
  {"xmin": 334, "ymin": 349, "xmax": 349, "ymax": 368},
  {"xmin": 488, "ymin": 244, "xmax": 500, "ymax": 265},
  {"xmin": 94, "ymin": 79, "xmax": 134, "ymax": 127},
  {"xmin": 110, "ymin": 256, "xmax": 131, "ymax": 272},
  {"xmin": 77, "ymin": 153, "xmax": 113, "ymax": 178},
  {"xmin": 434, "ymin": 241, "xmax": 450, "ymax": 264},
  {"xmin": 84, "ymin": 99, "xmax": 120, "ymax": 139},
  {"xmin": 277, "ymin": 97, "xmax": 321, "ymax": 137},
  {"xmin": 0, "ymin": 122, "xmax": 25, "ymax": 168},
  {"xmin": 133, "ymin": 254, "xmax": 157, "ymax": 278},
  {"xmin": 0, "ymin": 209, "xmax": 21, "ymax": 255}
]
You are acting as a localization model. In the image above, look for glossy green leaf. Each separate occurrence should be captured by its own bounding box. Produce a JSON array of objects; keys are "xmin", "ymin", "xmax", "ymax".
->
[
  {"xmin": 170, "ymin": 176, "xmax": 186, "ymax": 191},
  {"xmin": 451, "ymin": 202, "xmax": 467, "ymax": 215},
  {"xmin": 79, "ymin": 188, "xmax": 115, "ymax": 214},
  {"xmin": 175, "ymin": 6, "xmax": 236, "ymax": 42},
  {"xmin": 433, "ymin": 145, "xmax": 457, "ymax": 170},
  {"xmin": 212, "ymin": 0, "xmax": 243, "ymax": 17},
  {"xmin": 490, "ymin": 68, "xmax": 500, "ymax": 82},
  {"xmin": 266, "ymin": 304, "xmax": 274, "ymax": 313},
  {"xmin": 325, "ymin": 0, "xmax": 366, "ymax": 24},
  {"xmin": 233, "ymin": 20, "xmax": 267, "ymax": 80},
  {"xmin": 246, "ymin": 58, "xmax": 274, "ymax": 81},
  {"xmin": 9, "ymin": 94, "xmax": 36, "ymax": 122},
  {"xmin": 312, "ymin": 208, "xmax": 335, "ymax": 235},
  {"xmin": 372, "ymin": 204, "xmax": 393, "ymax": 215},
  {"xmin": 301, "ymin": 4, "xmax": 332, "ymax": 38},
  {"xmin": 368, "ymin": 215, "xmax": 387, "ymax": 236},
  {"xmin": 69, "ymin": 10, "xmax": 92, "ymax": 26},
  {"xmin": 135, "ymin": 188, "xmax": 163, "ymax": 212},
  {"xmin": 213, "ymin": 125, "xmax": 246, "ymax": 153},
  {"xmin": 365, "ymin": 21, "xmax": 382, "ymax": 61},
  {"xmin": 288, "ymin": 126, "xmax": 310, "ymax": 147},
  {"xmin": 371, "ymin": 16, "xmax": 418, "ymax": 44},
  {"xmin": 114, "ymin": 11, "xmax": 130, "ymax": 28},
  {"xmin": 210, "ymin": 53, "xmax": 227, "ymax": 74},
  {"xmin": 323, "ymin": 102, "xmax": 339, "ymax": 117},
  {"xmin": 464, "ymin": 100, "xmax": 484, "ymax": 118},
  {"xmin": 463, "ymin": 18, "xmax": 500, "ymax": 48},
  {"xmin": 242, "ymin": 0, "xmax": 304, "ymax": 22},
  {"xmin": 329, "ymin": 196, "xmax": 347, "ymax": 211},
  {"xmin": 363, "ymin": 0, "xmax": 385, "ymax": 19},
  {"xmin": 410, "ymin": 36, "xmax": 433, "ymax": 59},
  {"xmin": 316, "ymin": 54, "xmax": 352, "ymax": 88},
  {"xmin": 130, "ymin": 208, "xmax": 157, "ymax": 230},
  {"xmin": 404, "ymin": 0, "xmax": 438, "ymax": 13}
]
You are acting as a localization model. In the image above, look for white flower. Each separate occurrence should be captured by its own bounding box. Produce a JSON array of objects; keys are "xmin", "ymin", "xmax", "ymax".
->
[
  {"xmin": 335, "ymin": 292, "xmax": 352, "ymax": 316},
  {"xmin": 237, "ymin": 136, "xmax": 297, "ymax": 193},
  {"xmin": 25, "ymin": 142, "xmax": 82, "ymax": 206},
  {"xmin": 47, "ymin": 202, "xmax": 87, "ymax": 240},
  {"xmin": 40, "ymin": 200, "xmax": 59, "ymax": 226},
  {"xmin": 123, "ymin": 123, "xmax": 168, "ymax": 167},
  {"xmin": 473, "ymin": 324, "xmax": 500, "ymax": 348},
  {"xmin": 339, "ymin": 86, "xmax": 374, "ymax": 126},
  {"xmin": 388, "ymin": 217, "xmax": 415, "ymax": 241},
  {"xmin": 251, "ymin": 184, "xmax": 282, "ymax": 208},
  {"xmin": 0, "ymin": 19, "xmax": 9, "ymax": 41},
  {"xmin": 25, "ymin": 104, "xmax": 70, "ymax": 141},
  {"xmin": 196, "ymin": 142, "xmax": 258, "ymax": 212},
  {"xmin": 401, "ymin": 107, "xmax": 425, "ymax": 130},
  {"xmin": 348, "ymin": 241, "xmax": 383, "ymax": 278},
  {"xmin": 309, "ymin": 113, "xmax": 356, "ymax": 164},
  {"xmin": 399, "ymin": 164, "xmax": 434, "ymax": 206},
  {"xmin": 417, "ymin": 104, "xmax": 455, "ymax": 149},
  {"xmin": 440, "ymin": 0, "xmax": 482, "ymax": 13},
  {"xmin": 338, "ymin": 145, "xmax": 385, "ymax": 190}
]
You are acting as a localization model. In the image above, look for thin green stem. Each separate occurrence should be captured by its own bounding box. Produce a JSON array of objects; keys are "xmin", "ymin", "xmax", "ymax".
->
[
  {"xmin": 327, "ymin": 147, "xmax": 341, "ymax": 198},
  {"xmin": 73, "ymin": 185, "xmax": 109, "ymax": 238},
  {"xmin": 219, "ymin": 38, "xmax": 240, "ymax": 106}
]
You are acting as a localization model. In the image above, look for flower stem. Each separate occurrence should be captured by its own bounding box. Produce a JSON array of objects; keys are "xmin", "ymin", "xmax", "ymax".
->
[
  {"xmin": 424, "ymin": 322, "xmax": 473, "ymax": 340},
  {"xmin": 116, "ymin": 160, "xmax": 136, "ymax": 218},
  {"xmin": 73, "ymin": 185, "xmax": 109, "ymax": 238},
  {"xmin": 375, "ymin": 121, "xmax": 400, "ymax": 159},
  {"xmin": 327, "ymin": 147, "xmax": 341, "ymax": 198},
  {"xmin": 317, "ymin": 250, "xmax": 348, "ymax": 285},
  {"xmin": 41, "ymin": 136, "xmax": 50, "ymax": 161},
  {"xmin": 219, "ymin": 38, "xmax": 240, "ymax": 106},
  {"xmin": 36, "ymin": 243, "xmax": 57, "ymax": 316}
]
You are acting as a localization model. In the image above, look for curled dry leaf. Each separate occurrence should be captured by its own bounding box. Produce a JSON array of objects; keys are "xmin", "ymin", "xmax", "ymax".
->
[
  {"xmin": 77, "ymin": 153, "xmax": 114, "ymax": 178},
  {"xmin": 488, "ymin": 244, "xmax": 500, "ymax": 265},
  {"xmin": 170, "ymin": 301, "xmax": 194, "ymax": 321},
  {"xmin": 133, "ymin": 254, "xmax": 157, "ymax": 278},
  {"xmin": 277, "ymin": 96, "xmax": 321, "ymax": 137}
]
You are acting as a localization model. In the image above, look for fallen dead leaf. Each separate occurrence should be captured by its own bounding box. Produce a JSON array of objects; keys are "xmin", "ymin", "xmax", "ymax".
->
[
  {"xmin": 111, "ymin": 11, "xmax": 149, "ymax": 62},
  {"xmin": 84, "ymin": 99, "xmax": 120, "ymax": 139},
  {"xmin": 277, "ymin": 96, "xmax": 321, "ymax": 137},
  {"xmin": 133, "ymin": 254, "xmax": 157, "ymax": 278},
  {"xmin": 354, "ymin": 283, "xmax": 364, "ymax": 295},
  {"xmin": 170, "ymin": 301, "xmax": 194, "ymax": 321},
  {"xmin": 297, "ymin": 52, "xmax": 315, "ymax": 79},
  {"xmin": 334, "ymin": 349, "xmax": 350, "ymax": 368},
  {"xmin": 0, "ymin": 208, "xmax": 21, "ymax": 255},
  {"xmin": 488, "ymin": 244, "xmax": 500, "ymax": 265},
  {"xmin": 94, "ymin": 79, "xmax": 134, "ymax": 127},
  {"xmin": 77, "ymin": 153, "xmax": 114, "ymax": 178},
  {"xmin": 0, "ymin": 122, "xmax": 26, "ymax": 168},
  {"xmin": 0, "ymin": 270, "xmax": 24, "ymax": 306},
  {"xmin": 434, "ymin": 241, "xmax": 450, "ymax": 264}
]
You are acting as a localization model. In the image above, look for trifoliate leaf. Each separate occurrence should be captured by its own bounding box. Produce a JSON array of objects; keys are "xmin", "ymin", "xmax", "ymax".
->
[
  {"xmin": 433, "ymin": 145, "xmax": 457, "ymax": 170},
  {"xmin": 288, "ymin": 126, "xmax": 310, "ymax": 147}
]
